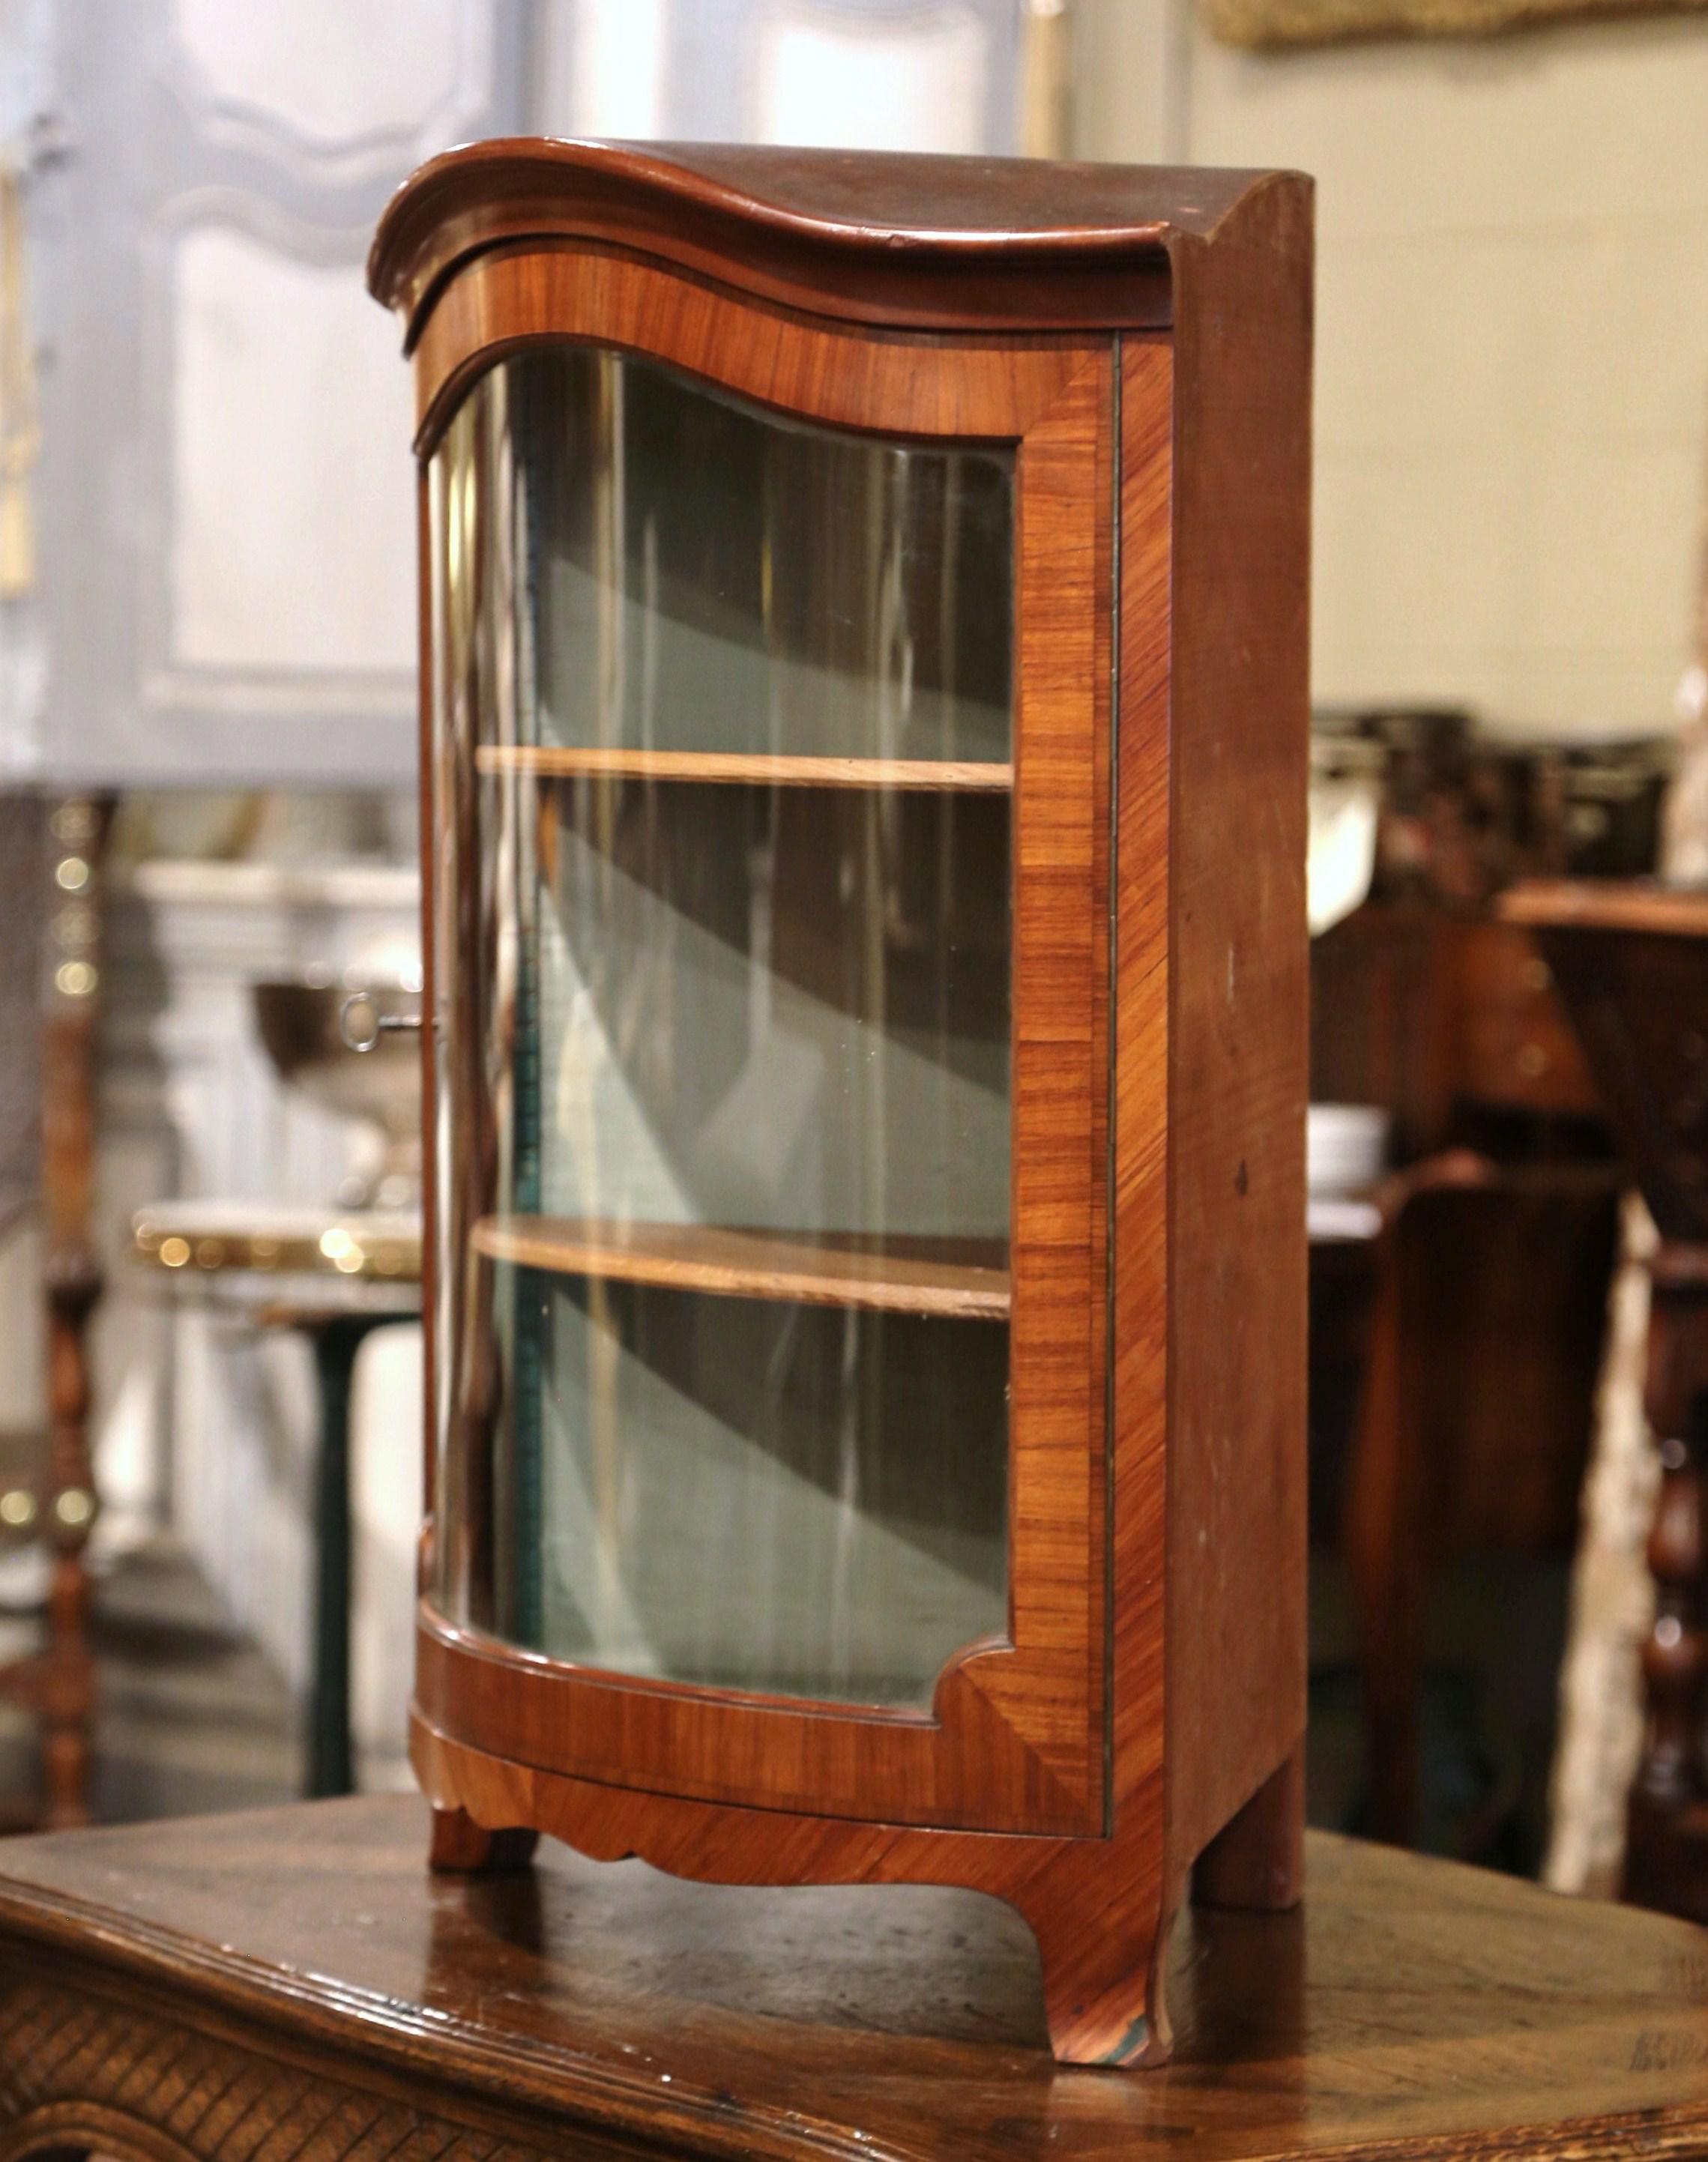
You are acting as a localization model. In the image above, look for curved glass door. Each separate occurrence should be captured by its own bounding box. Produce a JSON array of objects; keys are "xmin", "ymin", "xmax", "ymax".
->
[{"xmin": 427, "ymin": 345, "xmax": 1013, "ymax": 1708}]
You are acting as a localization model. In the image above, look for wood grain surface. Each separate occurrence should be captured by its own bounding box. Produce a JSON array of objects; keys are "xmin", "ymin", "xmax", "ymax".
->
[
  {"xmin": 1158, "ymin": 166, "xmax": 1313, "ymax": 1898},
  {"xmin": 473, "ymin": 745, "xmax": 1015, "ymax": 791},
  {"xmin": 409, "ymin": 242, "xmax": 1096, "ymax": 454},
  {"xmin": 366, "ymin": 139, "xmax": 1297, "ymax": 342},
  {"xmin": 471, "ymin": 1217, "xmax": 1011, "ymax": 1319},
  {"xmin": 3, "ymin": 1797, "xmax": 1708, "ymax": 2162}
]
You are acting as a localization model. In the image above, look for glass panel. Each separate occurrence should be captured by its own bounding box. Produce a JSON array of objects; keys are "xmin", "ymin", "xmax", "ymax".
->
[
  {"xmin": 513, "ymin": 341, "xmax": 1012, "ymax": 765},
  {"xmin": 428, "ymin": 344, "xmax": 1013, "ymax": 1707}
]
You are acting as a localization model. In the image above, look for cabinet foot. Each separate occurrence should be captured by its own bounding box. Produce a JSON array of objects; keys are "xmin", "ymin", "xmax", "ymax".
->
[
  {"xmin": 429, "ymin": 1805, "xmax": 539, "ymax": 1874},
  {"xmin": 1013, "ymin": 1853, "xmax": 1175, "ymax": 2066},
  {"xmin": 1193, "ymin": 1741, "xmax": 1306, "ymax": 1911},
  {"xmin": 1032, "ymin": 1914, "xmax": 1174, "ymax": 2065}
]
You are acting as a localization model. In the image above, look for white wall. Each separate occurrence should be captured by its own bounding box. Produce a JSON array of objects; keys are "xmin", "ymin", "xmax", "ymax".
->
[{"xmin": 1075, "ymin": 0, "xmax": 1708, "ymax": 740}]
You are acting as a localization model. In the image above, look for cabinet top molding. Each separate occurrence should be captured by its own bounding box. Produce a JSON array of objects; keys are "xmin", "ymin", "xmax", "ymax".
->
[{"xmin": 368, "ymin": 136, "xmax": 1310, "ymax": 345}]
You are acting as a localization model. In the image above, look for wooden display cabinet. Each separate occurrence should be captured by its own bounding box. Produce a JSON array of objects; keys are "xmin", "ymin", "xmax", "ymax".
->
[{"xmin": 368, "ymin": 139, "xmax": 1312, "ymax": 2067}]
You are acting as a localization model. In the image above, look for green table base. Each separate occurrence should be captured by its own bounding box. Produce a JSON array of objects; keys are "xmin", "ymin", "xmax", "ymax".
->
[{"xmin": 307, "ymin": 1311, "xmax": 414, "ymax": 1800}]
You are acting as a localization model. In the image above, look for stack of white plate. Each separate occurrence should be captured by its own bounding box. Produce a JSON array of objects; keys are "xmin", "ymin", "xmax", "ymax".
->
[
  {"xmin": 1306, "ymin": 1105, "xmax": 1389, "ymax": 1242},
  {"xmin": 1307, "ymin": 1103, "xmax": 1389, "ymax": 1194}
]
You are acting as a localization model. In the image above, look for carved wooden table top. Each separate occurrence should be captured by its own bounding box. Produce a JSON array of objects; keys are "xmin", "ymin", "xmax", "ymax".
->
[{"xmin": 1, "ymin": 1796, "xmax": 1707, "ymax": 2162}]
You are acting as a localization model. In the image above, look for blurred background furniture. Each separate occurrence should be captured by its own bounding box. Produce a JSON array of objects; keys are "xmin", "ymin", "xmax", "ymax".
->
[
  {"xmin": 1500, "ymin": 880, "xmax": 1708, "ymax": 1921},
  {"xmin": 1308, "ymin": 707, "xmax": 1661, "ymax": 1858},
  {"xmin": 0, "ymin": 793, "xmax": 110, "ymax": 1829},
  {"xmin": 1336, "ymin": 1147, "xmax": 1620, "ymax": 1846},
  {"xmin": 132, "ymin": 1206, "xmax": 420, "ymax": 1799}
]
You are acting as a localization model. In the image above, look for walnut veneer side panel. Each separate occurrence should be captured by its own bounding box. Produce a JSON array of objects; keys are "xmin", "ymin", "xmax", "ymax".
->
[{"xmin": 1161, "ymin": 175, "xmax": 1313, "ymax": 1883}]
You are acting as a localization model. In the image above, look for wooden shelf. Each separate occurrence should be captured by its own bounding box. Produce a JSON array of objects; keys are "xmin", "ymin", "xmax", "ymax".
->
[
  {"xmin": 474, "ymin": 745, "xmax": 1013, "ymax": 792},
  {"xmin": 471, "ymin": 1216, "xmax": 1010, "ymax": 1320}
]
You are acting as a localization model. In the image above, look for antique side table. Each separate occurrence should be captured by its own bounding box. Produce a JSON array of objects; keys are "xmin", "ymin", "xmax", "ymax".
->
[
  {"xmin": 132, "ymin": 1207, "xmax": 421, "ymax": 1797},
  {"xmin": 0, "ymin": 1797, "xmax": 1706, "ymax": 2162}
]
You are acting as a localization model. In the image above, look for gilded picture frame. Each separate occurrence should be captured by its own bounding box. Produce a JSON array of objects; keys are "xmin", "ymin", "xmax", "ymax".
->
[{"xmin": 1206, "ymin": 0, "xmax": 1708, "ymax": 49}]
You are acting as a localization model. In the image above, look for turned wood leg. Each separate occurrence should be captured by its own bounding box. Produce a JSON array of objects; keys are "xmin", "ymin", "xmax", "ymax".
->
[
  {"xmin": 1193, "ymin": 1740, "xmax": 1306, "ymax": 1910},
  {"xmin": 40, "ymin": 1556, "xmax": 94, "ymax": 1829},
  {"xmin": 1625, "ymin": 1251, "xmax": 1708, "ymax": 1912},
  {"xmin": 429, "ymin": 1805, "xmax": 539, "ymax": 1873},
  {"xmin": 35, "ymin": 796, "xmax": 111, "ymax": 1832},
  {"xmin": 40, "ymin": 1219, "xmax": 103, "ymax": 1832}
]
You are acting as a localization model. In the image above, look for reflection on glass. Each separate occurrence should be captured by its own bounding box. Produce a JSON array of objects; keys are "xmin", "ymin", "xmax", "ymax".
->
[{"xmin": 429, "ymin": 345, "xmax": 1014, "ymax": 1706}]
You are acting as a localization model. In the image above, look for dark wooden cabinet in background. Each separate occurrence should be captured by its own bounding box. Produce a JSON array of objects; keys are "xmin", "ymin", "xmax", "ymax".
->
[
  {"xmin": 1309, "ymin": 898, "xmax": 1620, "ymax": 1850},
  {"xmin": 367, "ymin": 139, "xmax": 1313, "ymax": 2066}
]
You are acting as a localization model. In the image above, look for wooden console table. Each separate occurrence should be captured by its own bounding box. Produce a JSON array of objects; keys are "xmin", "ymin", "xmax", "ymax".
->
[{"xmin": 1, "ymin": 1796, "xmax": 1708, "ymax": 2161}]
